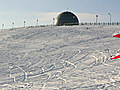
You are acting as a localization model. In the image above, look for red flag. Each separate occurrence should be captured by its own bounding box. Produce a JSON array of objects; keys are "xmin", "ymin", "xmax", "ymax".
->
[
  {"xmin": 113, "ymin": 33, "xmax": 120, "ymax": 38},
  {"xmin": 112, "ymin": 54, "xmax": 120, "ymax": 60}
]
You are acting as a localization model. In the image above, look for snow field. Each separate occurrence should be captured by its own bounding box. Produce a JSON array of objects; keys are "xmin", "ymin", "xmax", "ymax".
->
[{"xmin": 0, "ymin": 25, "xmax": 120, "ymax": 89}]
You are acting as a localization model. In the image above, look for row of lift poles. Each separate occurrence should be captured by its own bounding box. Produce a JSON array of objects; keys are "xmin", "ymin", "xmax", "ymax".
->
[
  {"xmin": 95, "ymin": 13, "xmax": 111, "ymax": 24},
  {"xmin": 2, "ymin": 19, "xmax": 39, "ymax": 30},
  {"xmin": 1, "ymin": 13, "xmax": 112, "ymax": 30}
]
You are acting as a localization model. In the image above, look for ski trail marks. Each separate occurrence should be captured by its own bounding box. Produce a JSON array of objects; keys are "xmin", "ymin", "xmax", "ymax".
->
[{"xmin": 15, "ymin": 65, "xmax": 28, "ymax": 82}]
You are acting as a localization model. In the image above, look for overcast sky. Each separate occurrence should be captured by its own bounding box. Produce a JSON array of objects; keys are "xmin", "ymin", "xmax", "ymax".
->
[{"xmin": 0, "ymin": 0, "xmax": 120, "ymax": 29}]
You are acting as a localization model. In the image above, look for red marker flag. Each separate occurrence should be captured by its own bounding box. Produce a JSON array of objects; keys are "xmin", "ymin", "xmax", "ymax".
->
[
  {"xmin": 112, "ymin": 54, "xmax": 120, "ymax": 60},
  {"xmin": 113, "ymin": 32, "xmax": 120, "ymax": 38}
]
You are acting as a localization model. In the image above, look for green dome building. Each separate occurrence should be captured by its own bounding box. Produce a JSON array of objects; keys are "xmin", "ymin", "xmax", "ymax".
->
[{"xmin": 55, "ymin": 11, "xmax": 79, "ymax": 26}]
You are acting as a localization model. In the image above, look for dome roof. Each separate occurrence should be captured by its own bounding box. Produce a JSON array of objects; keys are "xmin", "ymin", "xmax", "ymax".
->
[{"xmin": 55, "ymin": 11, "xmax": 79, "ymax": 26}]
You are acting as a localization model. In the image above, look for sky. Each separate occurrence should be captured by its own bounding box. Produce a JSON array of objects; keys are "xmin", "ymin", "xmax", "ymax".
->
[{"xmin": 0, "ymin": 0, "xmax": 120, "ymax": 29}]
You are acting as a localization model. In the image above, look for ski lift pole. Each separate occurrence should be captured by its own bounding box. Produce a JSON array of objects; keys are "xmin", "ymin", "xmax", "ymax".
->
[
  {"xmin": 12, "ymin": 22, "xmax": 14, "ymax": 29},
  {"xmin": 2, "ymin": 24, "xmax": 4, "ymax": 30},
  {"xmin": 36, "ymin": 19, "xmax": 38, "ymax": 26},
  {"xmin": 96, "ymin": 15, "xmax": 98, "ymax": 25},
  {"xmin": 53, "ymin": 18, "xmax": 55, "ymax": 26},
  {"xmin": 108, "ymin": 13, "xmax": 111, "ymax": 25},
  {"xmin": 24, "ymin": 21, "xmax": 26, "ymax": 28}
]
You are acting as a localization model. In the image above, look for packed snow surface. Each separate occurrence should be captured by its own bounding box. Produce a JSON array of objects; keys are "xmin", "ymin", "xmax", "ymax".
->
[{"xmin": 1, "ymin": 25, "xmax": 120, "ymax": 90}]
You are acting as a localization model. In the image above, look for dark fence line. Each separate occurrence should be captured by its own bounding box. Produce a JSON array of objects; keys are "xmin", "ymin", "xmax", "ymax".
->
[
  {"xmin": 9, "ymin": 22, "xmax": 120, "ymax": 30},
  {"xmin": 2, "ymin": 22, "xmax": 120, "ymax": 30},
  {"xmin": 7, "ymin": 25, "xmax": 53, "ymax": 30},
  {"xmin": 79, "ymin": 22, "xmax": 120, "ymax": 26}
]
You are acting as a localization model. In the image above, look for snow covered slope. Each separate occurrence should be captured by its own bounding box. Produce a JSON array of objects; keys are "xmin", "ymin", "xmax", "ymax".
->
[{"xmin": 1, "ymin": 25, "xmax": 120, "ymax": 89}]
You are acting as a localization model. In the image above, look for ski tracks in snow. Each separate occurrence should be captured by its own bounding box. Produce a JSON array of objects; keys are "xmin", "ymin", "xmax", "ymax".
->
[
  {"xmin": 8, "ymin": 63, "xmax": 28, "ymax": 82},
  {"xmin": 61, "ymin": 49, "xmax": 81, "ymax": 69},
  {"xmin": 1, "ymin": 26, "xmax": 120, "ymax": 89},
  {"xmin": 90, "ymin": 51, "xmax": 109, "ymax": 67}
]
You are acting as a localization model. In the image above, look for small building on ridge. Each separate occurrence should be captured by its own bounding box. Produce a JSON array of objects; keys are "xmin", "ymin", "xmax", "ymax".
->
[{"xmin": 55, "ymin": 11, "xmax": 79, "ymax": 26}]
